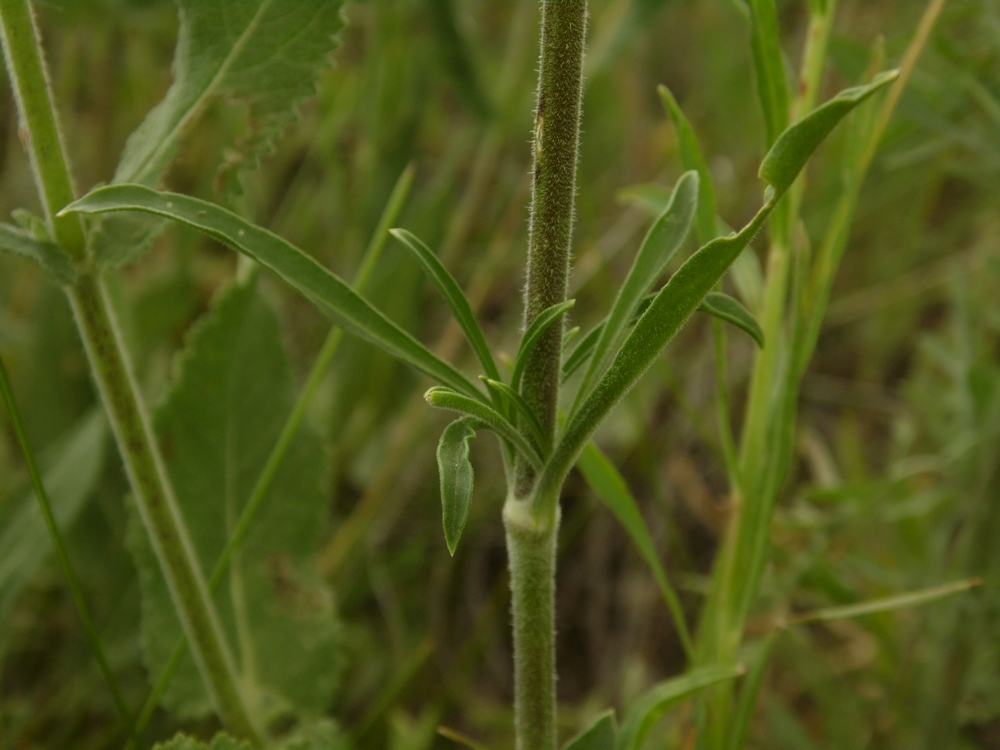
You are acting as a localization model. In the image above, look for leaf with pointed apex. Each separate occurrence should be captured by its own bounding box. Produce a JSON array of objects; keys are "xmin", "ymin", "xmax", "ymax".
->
[
  {"xmin": 93, "ymin": 0, "xmax": 345, "ymax": 265},
  {"xmin": 390, "ymin": 228, "xmax": 500, "ymax": 381},
  {"xmin": 512, "ymin": 299, "xmax": 575, "ymax": 393},
  {"xmin": 698, "ymin": 292, "xmax": 765, "ymax": 347},
  {"xmin": 152, "ymin": 732, "xmax": 253, "ymax": 750},
  {"xmin": 130, "ymin": 280, "xmax": 340, "ymax": 718},
  {"xmin": 481, "ymin": 378, "xmax": 548, "ymax": 454},
  {"xmin": 425, "ymin": 387, "xmax": 542, "ymax": 470},
  {"xmin": 759, "ymin": 71, "xmax": 898, "ymax": 193},
  {"xmin": 575, "ymin": 171, "xmax": 698, "ymax": 406},
  {"xmin": 0, "ymin": 222, "xmax": 75, "ymax": 284},
  {"xmin": 61, "ymin": 186, "xmax": 483, "ymax": 402},
  {"xmin": 437, "ymin": 418, "xmax": 477, "ymax": 556},
  {"xmin": 658, "ymin": 85, "xmax": 718, "ymax": 244},
  {"xmin": 564, "ymin": 709, "xmax": 617, "ymax": 750},
  {"xmin": 617, "ymin": 666, "xmax": 744, "ymax": 750}
]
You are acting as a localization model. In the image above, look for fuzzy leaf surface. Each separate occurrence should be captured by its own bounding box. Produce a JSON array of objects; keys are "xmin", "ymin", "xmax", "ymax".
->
[
  {"xmin": 62, "ymin": 186, "xmax": 482, "ymax": 401},
  {"xmin": 94, "ymin": 0, "xmax": 344, "ymax": 265},
  {"xmin": 0, "ymin": 411, "xmax": 105, "ymax": 624},
  {"xmin": 564, "ymin": 709, "xmax": 617, "ymax": 750},
  {"xmin": 130, "ymin": 280, "xmax": 339, "ymax": 718},
  {"xmin": 0, "ymin": 222, "xmax": 75, "ymax": 283},
  {"xmin": 437, "ymin": 418, "xmax": 477, "ymax": 556},
  {"xmin": 698, "ymin": 292, "xmax": 765, "ymax": 347}
]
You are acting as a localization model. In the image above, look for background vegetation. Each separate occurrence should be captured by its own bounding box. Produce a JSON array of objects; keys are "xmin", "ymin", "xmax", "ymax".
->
[{"xmin": 0, "ymin": 0, "xmax": 997, "ymax": 747}]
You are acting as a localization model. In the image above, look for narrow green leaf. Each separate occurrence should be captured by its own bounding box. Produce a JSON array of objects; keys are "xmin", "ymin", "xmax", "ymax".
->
[
  {"xmin": 787, "ymin": 578, "xmax": 980, "ymax": 625},
  {"xmin": 563, "ymin": 296, "xmax": 657, "ymax": 382},
  {"xmin": 0, "ymin": 221, "xmax": 75, "ymax": 283},
  {"xmin": 577, "ymin": 442, "xmax": 694, "ymax": 659},
  {"xmin": 425, "ymin": 387, "xmax": 542, "ymax": 470},
  {"xmin": 658, "ymin": 86, "xmax": 718, "ymax": 244},
  {"xmin": 759, "ymin": 70, "xmax": 899, "ymax": 194},
  {"xmin": 481, "ymin": 378, "xmax": 548, "ymax": 454},
  {"xmin": 698, "ymin": 292, "xmax": 765, "ymax": 347},
  {"xmin": 618, "ymin": 666, "xmax": 744, "ymax": 750},
  {"xmin": 575, "ymin": 171, "xmax": 698, "ymax": 407},
  {"xmin": 437, "ymin": 419, "xmax": 477, "ymax": 556},
  {"xmin": 512, "ymin": 299, "xmax": 575, "ymax": 393},
  {"xmin": 725, "ymin": 634, "xmax": 778, "ymax": 750},
  {"xmin": 390, "ymin": 228, "xmax": 500, "ymax": 381},
  {"xmin": 747, "ymin": 0, "xmax": 791, "ymax": 148},
  {"xmin": 564, "ymin": 709, "xmax": 617, "ymax": 750},
  {"xmin": 60, "ymin": 185, "xmax": 483, "ymax": 402}
]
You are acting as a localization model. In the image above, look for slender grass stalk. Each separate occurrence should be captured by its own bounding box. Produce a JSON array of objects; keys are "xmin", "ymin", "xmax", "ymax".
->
[
  {"xmin": 0, "ymin": 356, "xmax": 138, "ymax": 744},
  {"xmin": 505, "ymin": 3, "xmax": 587, "ymax": 748},
  {"xmin": 0, "ymin": 0, "xmax": 259, "ymax": 740}
]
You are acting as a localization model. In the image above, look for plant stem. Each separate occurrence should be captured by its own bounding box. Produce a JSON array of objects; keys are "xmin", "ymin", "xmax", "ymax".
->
[
  {"xmin": 504, "ymin": 497, "xmax": 560, "ymax": 750},
  {"xmin": 0, "ymin": 0, "xmax": 260, "ymax": 740},
  {"xmin": 517, "ymin": 0, "xmax": 588, "ymax": 496}
]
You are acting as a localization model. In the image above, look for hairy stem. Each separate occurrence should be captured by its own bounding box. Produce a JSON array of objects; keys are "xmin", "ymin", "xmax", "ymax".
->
[
  {"xmin": 0, "ymin": 0, "xmax": 259, "ymax": 740},
  {"xmin": 504, "ymin": 497, "xmax": 560, "ymax": 750},
  {"xmin": 517, "ymin": 0, "xmax": 588, "ymax": 495}
]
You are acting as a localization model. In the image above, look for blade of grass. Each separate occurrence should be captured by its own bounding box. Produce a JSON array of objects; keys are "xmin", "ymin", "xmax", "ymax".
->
[
  {"xmin": 0, "ymin": 355, "xmax": 138, "ymax": 744},
  {"xmin": 60, "ymin": 185, "xmax": 484, "ymax": 402},
  {"xmin": 787, "ymin": 579, "xmax": 980, "ymax": 625}
]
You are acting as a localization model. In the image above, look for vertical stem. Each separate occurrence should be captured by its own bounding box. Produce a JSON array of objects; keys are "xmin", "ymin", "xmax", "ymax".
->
[
  {"xmin": 504, "ymin": 497, "xmax": 560, "ymax": 750},
  {"xmin": 517, "ymin": 0, "xmax": 588, "ymax": 494},
  {"xmin": 0, "ymin": 0, "xmax": 260, "ymax": 740}
]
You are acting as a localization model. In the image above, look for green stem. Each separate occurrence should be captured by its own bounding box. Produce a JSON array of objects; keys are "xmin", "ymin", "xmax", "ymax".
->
[
  {"xmin": 0, "ymin": 0, "xmax": 260, "ymax": 740},
  {"xmin": 504, "ymin": 497, "xmax": 560, "ymax": 750},
  {"xmin": 0, "ymin": 356, "xmax": 138, "ymax": 744},
  {"xmin": 517, "ymin": 0, "xmax": 588, "ymax": 495}
]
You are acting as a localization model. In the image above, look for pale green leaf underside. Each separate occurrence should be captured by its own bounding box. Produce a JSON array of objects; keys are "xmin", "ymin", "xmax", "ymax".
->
[
  {"xmin": 698, "ymin": 292, "xmax": 765, "ymax": 347},
  {"xmin": 391, "ymin": 228, "xmax": 500, "ymax": 382},
  {"xmin": 0, "ymin": 221, "xmax": 75, "ymax": 283},
  {"xmin": 131, "ymin": 280, "xmax": 339, "ymax": 718},
  {"xmin": 437, "ymin": 418, "xmax": 477, "ymax": 556},
  {"xmin": 564, "ymin": 709, "xmax": 617, "ymax": 750},
  {"xmin": 60, "ymin": 185, "xmax": 482, "ymax": 402},
  {"xmin": 617, "ymin": 666, "xmax": 744, "ymax": 750}
]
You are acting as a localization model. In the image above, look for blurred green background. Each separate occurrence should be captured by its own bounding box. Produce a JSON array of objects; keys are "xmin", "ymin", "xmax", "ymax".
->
[{"xmin": 0, "ymin": 0, "xmax": 998, "ymax": 747}]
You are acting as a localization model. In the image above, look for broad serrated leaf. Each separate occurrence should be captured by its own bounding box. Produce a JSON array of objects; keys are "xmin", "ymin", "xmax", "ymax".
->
[
  {"xmin": 617, "ymin": 666, "xmax": 744, "ymax": 750},
  {"xmin": 759, "ymin": 70, "xmax": 899, "ymax": 194},
  {"xmin": 698, "ymin": 292, "xmax": 765, "ymax": 347},
  {"xmin": 130, "ymin": 280, "xmax": 339, "ymax": 719},
  {"xmin": 390, "ymin": 228, "xmax": 500, "ymax": 381},
  {"xmin": 437, "ymin": 418, "xmax": 477, "ymax": 556},
  {"xmin": 0, "ymin": 222, "xmax": 75, "ymax": 283},
  {"xmin": 152, "ymin": 732, "xmax": 253, "ymax": 750},
  {"xmin": 577, "ymin": 442, "xmax": 693, "ymax": 658},
  {"xmin": 425, "ymin": 386, "xmax": 542, "ymax": 470},
  {"xmin": 61, "ymin": 186, "xmax": 483, "ymax": 402},
  {"xmin": 94, "ymin": 0, "xmax": 345, "ymax": 265},
  {"xmin": 574, "ymin": 171, "xmax": 698, "ymax": 406},
  {"xmin": 0, "ymin": 410, "xmax": 106, "ymax": 625},
  {"xmin": 564, "ymin": 709, "xmax": 617, "ymax": 750}
]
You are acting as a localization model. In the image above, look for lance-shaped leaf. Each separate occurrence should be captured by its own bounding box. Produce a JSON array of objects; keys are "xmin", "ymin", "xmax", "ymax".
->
[
  {"xmin": 574, "ymin": 171, "xmax": 699, "ymax": 406},
  {"xmin": 658, "ymin": 86, "xmax": 718, "ymax": 244},
  {"xmin": 564, "ymin": 709, "xmax": 617, "ymax": 750},
  {"xmin": 759, "ymin": 70, "xmax": 899, "ymax": 193},
  {"xmin": 60, "ymin": 186, "xmax": 483, "ymax": 402},
  {"xmin": 95, "ymin": 0, "xmax": 345, "ymax": 266},
  {"xmin": 536, "ymin": 73, "xmax": 901, "ymax": 507},
  {"xmin": 747, "ymin": 0, "xmax": 790, "ymax": 148},
  {"xmin": 577, "ymin": 442, "xmax": 693, "ymax": 659},
  {"xmin": 481, "ymin": 378, "xmax": 548, "ymax": 454},
  {"xmin": 563, "ymin": 296, "xmax": 656, "ymax": 382},
  {"xmin": 425, "ymin": 387, "xmax": 542, "ymax": 470},
  {"xmin": 437, "ymin": 418, "xmax": 478, "ymax": 556},
  {"xmin": 390, "ymin": 228, "xmax": 500, "ymax": 381},
  {"xmin": 511, "ymin": 299, "xmax": 575, "ymax": 393},
  {"xmin": 698, "ymin": 292, "xmax": 765, "ymax": 347},
  {"xmin": 0, "ymin": 222, "xmax": 75, "ymax": 284},
  {"xmin": 617, "ymin": 666, "xmax": 744, "ymax": 750}
]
